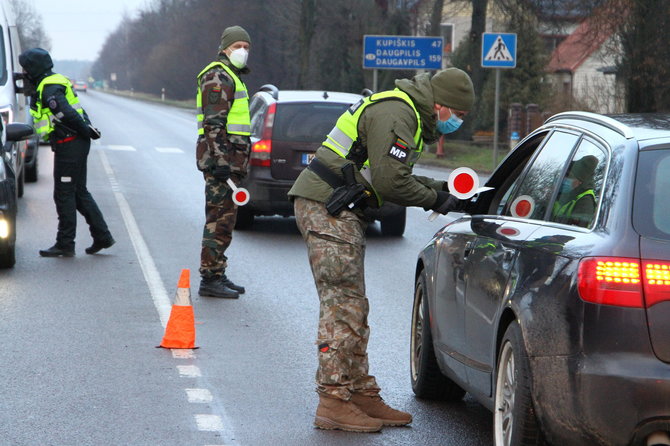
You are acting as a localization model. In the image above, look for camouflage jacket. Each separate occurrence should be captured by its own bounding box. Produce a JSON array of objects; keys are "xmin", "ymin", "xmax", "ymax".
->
[
  {"xmin": 195, "ymin": 55, "xmax": 251, "ymax": 176},
  {"xmin": 288, "ymin": 72, "xmax": 446, "ymax": 210}
]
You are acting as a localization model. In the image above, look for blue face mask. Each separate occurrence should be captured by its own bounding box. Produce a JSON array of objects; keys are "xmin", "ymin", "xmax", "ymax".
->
[
  {"xmin": 560, "ymin": 178, "xmax": 577, "ymax": 195},
  {"xmin": 437, "ymin": 113, "xmax": 463, "ymax": 134}
]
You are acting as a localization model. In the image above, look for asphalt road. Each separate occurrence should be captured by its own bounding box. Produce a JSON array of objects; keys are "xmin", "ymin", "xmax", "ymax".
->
[{"xmin": 0, "ymin": 91, "xmax": 492, "ymax": 446}]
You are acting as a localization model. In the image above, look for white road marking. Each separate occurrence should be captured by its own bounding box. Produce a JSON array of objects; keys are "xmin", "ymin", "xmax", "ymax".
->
[
  {"xmin": 155, "ymin": 147, "xmax": 184, "ymax": 154},
  {"xmin": 186, "ymin": 388, "xmax": 213, "ymax": 403},
  {"xmin": 195, "ymin": 414, "xmax": 224, "ymax": 431},
  {"xmin": 107, "ymin": 145, "xmax": 136, "ymax": 151},
  {"xmin": 98, "ymin": 150, "xmax": 172, "ymax": 327},
  {"xmin": 177, "ymin": 365, "xmax": 202, "ymax": 378},
  {"xmin": 172, "ymin": 349, "xmax": 196, "ymax": 359}
]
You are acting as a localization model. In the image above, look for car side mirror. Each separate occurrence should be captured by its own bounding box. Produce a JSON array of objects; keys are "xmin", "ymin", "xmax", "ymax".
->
[
  {"xmin": 6, "ymin": 123, "xmax": 34, "ymax": 142},
  {"xmin": 13, "ymin": 72, "xmax": 25, "ymax": 95}
]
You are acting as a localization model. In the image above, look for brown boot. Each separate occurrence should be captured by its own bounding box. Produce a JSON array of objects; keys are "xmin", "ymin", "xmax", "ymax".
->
[
  {"xmin": 314, "ymin": 394, "xmax": 383, "ymax": 433},
  {"xmin": 351, "ymin": 394, "xmax": 413, "ymax": 426}
]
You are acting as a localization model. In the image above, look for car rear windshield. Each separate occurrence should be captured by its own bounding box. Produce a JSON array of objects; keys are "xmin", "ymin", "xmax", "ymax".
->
[
  {"xmin": 273, "ymin": 102, "xmax": 350, "ymax": 142},
  {"xmin": 634, "ymin": 148, "xmax": 670, "ymax": 240}
]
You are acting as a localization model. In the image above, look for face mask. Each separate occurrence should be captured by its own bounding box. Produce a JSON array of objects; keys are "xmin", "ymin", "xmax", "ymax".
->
[
  {"xmin": 560, "ymin": 178, "xmax": 577, "ymax": 195},
  {"xmin": 436, "ymin": 112, "xmax": 463, "ymax": 134},
  {"xmin": 228, "ymin": 48, "xmax": 248, "ymax": 69}
]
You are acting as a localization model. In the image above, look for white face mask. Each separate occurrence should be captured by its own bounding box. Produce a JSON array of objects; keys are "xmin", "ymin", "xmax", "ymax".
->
[{"xmin": 228, "ymin": 48, "xmax": 248, "ymax": 69}]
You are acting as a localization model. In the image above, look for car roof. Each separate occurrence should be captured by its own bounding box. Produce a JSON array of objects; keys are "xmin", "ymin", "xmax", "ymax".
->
[
  {"xmin": 544, "ymin": 111, "xmax": 670, "ymax": 145},
  {"xmin": 257, "ymin": 89, "xmax": 362, "ymax": 104}
]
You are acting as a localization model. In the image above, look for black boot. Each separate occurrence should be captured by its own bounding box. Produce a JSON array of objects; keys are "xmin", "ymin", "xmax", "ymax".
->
[
  {"xmin": 39, "ymin": 245, "xmax": 75, "ymax": 257},
  {"xmin": 85, "ymin": 237, "xmax": 116, "ymax": 255},
  {"xmin": 221, "ymin": 274, "xmax": 245, "ymax": 294},
  {"xmin": 199, "ymin": 277, "xmax": 239, "ymax": 298}
]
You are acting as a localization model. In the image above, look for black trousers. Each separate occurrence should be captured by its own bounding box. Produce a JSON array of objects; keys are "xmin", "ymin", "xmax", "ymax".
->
[{"xmin": 51, "ymin": 136, "xmax": 111, "ymax": 250}]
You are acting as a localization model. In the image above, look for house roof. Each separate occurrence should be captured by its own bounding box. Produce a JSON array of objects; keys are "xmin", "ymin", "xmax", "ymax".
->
[{"xmin": 546, "ymin": 3, "xmax": 628, "ymax": 73}]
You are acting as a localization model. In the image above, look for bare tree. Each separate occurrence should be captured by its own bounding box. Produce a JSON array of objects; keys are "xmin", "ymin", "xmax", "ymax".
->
[{"xmin": 10, "ymin": 0, "xmax": 51, "ymax": 51}]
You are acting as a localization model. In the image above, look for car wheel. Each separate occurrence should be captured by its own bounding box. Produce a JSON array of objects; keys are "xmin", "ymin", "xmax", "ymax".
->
[
  {"xmin": 380, "ymin": 208, "xmax": 406, "ymax": 237},
  {"xmin": 234, "ymin": 208, "xmax": 254, "ymax": 230},
  {"xmin": 0, "ymin": 239, "xmax": 16, "ymax": 268},
  {"xmin": 25, "ymin": 151, "xmax": 38, "ymax": 183},
  {"xmin": 410, "ymin": 269, "xmax": 466, "ymax": 400},
  {"xmin": 494, "ymin": 322, "xmax": 546, "ymax": 446}
]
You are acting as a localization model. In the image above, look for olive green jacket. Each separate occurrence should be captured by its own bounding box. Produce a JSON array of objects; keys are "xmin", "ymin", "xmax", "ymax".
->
[{"xmin": 288, "ymin": 72, "xmax": 446, "ymax": 210}]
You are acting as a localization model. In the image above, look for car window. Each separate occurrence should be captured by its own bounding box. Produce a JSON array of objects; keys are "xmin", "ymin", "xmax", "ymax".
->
[
  {"xmin": 482, "ymin": 132, "xmax": 549, "ymax": 216},
  {"xmin": 249, "ymin": 97, "xmax": 267, "ymax": 138},
  {"xmin": 273, "ymin": 102, "xmax": 349, "ymax": 143},
  {"xmin": 0, "ymin": 27, "xmax": 7, "ymax": 86},
  {"xmin": 634, "ymin": 147, "xmax": 670, "ymax": 240},
  {"xmin": 549, "ymin": 138, "xmax": 607, "ymax": 228},
  {"xmin": 503, "ymin": 130, "xmax": 580, "ymax": 220}
]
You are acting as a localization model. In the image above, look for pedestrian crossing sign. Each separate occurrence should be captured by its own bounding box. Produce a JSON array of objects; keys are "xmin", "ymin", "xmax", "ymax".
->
[{"xmin": 481, "ymin": 33, "xmax": 517, "ymax": 68}]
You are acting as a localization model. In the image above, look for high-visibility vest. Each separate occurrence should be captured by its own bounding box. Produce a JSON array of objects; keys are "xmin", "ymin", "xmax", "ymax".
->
[
  {"xmin": 196, "ymin": 61, "xmax": 250, "ymax": 136},
  {"xmin": 31, "ymin": 73, "xmax": 84, "ymax": 139},
  {"xmin": 553, "ymin": 189, "xmax": 596, "ymax": 219},
  {"xmin": 322, "ymin": 89, "xmax": 423, "ymax": 166}
]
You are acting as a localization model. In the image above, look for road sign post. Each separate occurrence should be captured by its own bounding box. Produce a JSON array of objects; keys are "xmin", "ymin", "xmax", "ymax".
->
[
  {"xmin": 363, "ymin": 35, "xmax": 443, "ymax": 91},
  {"xmin": 481, "ymin": 32, "xmax": 517, "ymax": 170}
]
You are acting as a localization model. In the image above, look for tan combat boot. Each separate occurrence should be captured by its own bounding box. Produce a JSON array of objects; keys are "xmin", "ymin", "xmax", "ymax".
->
[
  {"xmin": 351, "ymin": 393, "xmax": 413, "ymax": 426},
  {"xmin": 314, "ymin": 394, "xmax": 383, "ymax": 433}
]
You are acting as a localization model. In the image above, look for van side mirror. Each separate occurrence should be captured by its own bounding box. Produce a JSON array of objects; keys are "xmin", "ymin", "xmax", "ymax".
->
[
  {"xmin": 6, "ymin": 123, "xmax": 33, "ymax": 142},
  {"xmin": 13, "ymin": 72, "xmax": 25, "ymax": 95}
]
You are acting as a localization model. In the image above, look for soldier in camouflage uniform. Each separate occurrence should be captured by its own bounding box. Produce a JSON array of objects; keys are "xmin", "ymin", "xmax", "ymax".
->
[
  {"xmin": 289, "ymin": 68, "xmax": 476, "ymax": 432},
  {"xmin": 196, "ymin": 26, "xmax": 252, "ymax": 299}
]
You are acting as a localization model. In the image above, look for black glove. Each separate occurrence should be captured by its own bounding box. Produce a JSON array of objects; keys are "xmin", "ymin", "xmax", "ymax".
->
[
  {"xmin": 88, "ymin": 125, "xmax": 101, "ymax": 140},
  {"xmin": 211, "ymin": 164, "xmax": 231, "ymax": 181},
  {"xmin": 429, "ymin": 191, "xmax": 468, "ymax": 215}
]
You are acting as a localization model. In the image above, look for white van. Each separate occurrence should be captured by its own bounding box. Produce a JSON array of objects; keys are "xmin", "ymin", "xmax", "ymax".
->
[{"xmin": 0, "ymin": 1, "xmax": 37, "ymax": 268}]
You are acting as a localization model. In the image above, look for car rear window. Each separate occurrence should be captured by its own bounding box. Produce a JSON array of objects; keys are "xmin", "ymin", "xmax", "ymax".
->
[
  {"xmin": 634, "ymin": 148, "xmax": 670, "ymax": 240},
  {"xmin": 273, "ymin": 102, "xmax": 349, "ymax": 142}
]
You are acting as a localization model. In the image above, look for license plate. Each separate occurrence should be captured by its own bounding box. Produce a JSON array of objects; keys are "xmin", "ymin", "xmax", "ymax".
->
[{"xmin": 301, "ymin": 153, "xmax": 315, "ymax": 165}]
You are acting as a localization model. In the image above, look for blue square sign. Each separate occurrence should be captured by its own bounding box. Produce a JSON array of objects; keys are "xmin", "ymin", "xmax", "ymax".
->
[{"xmin": 481, "ymin": 33, "xmax": 517, "ymax": 68}]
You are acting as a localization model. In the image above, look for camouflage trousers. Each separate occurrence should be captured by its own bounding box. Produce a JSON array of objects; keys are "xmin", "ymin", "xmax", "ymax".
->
[
  {"xmin": 200, "ymin": 172, "xmax": 237, "ymax": 279},
  {"xmin": 294, "ymin": 197, "xmax": 381, "ymax": 401}
]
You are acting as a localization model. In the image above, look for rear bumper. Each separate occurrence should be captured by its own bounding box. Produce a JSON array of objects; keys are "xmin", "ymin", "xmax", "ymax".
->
[
  {"xmin": 240, "ymin": 168, "xmax": 294, "ymax": 216},
  {"xmin": 531, "ymin": 353, "xmax": 670, "ymax": 446}
]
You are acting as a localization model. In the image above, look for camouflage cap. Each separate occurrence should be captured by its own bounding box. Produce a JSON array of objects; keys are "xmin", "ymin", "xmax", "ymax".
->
[{"xmin": 219, "ymin": 26, "xmax": 251, "ymax": 53}]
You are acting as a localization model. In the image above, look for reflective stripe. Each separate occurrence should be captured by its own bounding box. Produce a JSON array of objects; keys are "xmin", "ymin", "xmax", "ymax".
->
[
  {"xmin": 34, "ymin": 74, "xmax": 85, "ymax": 136},
  {"xmin": 227, "ymin": 124, "xmax": 251, "ymax": 133},
  {"xmin": 234, "ymin": 91, "xmax": 248, "ymax": 99},
  {"xmin": 325, "ymin": 127, "xmax": 353, "ymax": 154}
]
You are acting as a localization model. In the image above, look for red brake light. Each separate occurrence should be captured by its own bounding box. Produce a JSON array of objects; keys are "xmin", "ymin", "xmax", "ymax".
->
[
  {"xmin": 578, "ymin": 257, "xmax": 643, "ymax": 308},
  {"xmin": 643, "ymin": 261, "xmax": 670, "ymax": 307},
  {"xmin": 250, "ymin": 103, "xmax": 275, "ymax": 168}
]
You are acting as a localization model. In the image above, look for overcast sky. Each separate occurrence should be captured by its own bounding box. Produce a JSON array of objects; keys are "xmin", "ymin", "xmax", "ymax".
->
[{"xmin": 29, "ymin": 0, "xmax": 151, "ymax": 61}]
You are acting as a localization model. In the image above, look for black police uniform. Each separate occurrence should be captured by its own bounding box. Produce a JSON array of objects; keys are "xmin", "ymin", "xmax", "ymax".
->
[{"xmin": 19, "ymin": 48, "xmax": 114, "ymax": 257}]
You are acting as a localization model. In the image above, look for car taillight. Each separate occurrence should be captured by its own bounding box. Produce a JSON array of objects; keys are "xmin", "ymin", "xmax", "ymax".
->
[
  {"xmin": 251, "ymin": 139, "xmax": 271, "ymax": 167},
  {"xmin": 578, "ymin": 257, "xmax": 670, "ymax": 308},
  {"xmin": 250, "ymin": 103, "xmax": 275, "ymax": 168},
  {"xmin": 642, "ymin": 261, "xmax": 670, "ymax": 307},
  {"xmin": 578, "ymin": 257, "xmax": 643, "ymax": 308}
]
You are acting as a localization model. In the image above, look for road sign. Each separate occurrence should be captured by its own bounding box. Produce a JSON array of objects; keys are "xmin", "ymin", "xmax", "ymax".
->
[
  {"xmin": 363, "ymin": 35, "xmax": 443, "ymax": 70},
  {"xmin": 481, "ymin": 33, "xmax": 517, "ymax": 68}
]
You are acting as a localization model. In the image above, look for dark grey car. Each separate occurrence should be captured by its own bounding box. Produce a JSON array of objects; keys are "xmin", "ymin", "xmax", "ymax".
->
[
  {"xmin": 236, "ymin": 84, "xmax": 407, "ymax": 236},
  {"xmin": 411, "ymin": 112, "xmax": 670, "ymax": 446}
]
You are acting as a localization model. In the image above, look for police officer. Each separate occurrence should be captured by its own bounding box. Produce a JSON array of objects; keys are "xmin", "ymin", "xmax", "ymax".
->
[
  {"xmin": 289, "ymin": 68, "xmax": 475, "ymax": 432},
  {"xmin": 196, "ymin": 26, "xmax": 251, "ymax": 299},
  {"xmin": 553, "ymin": 154, "xmax": 598, "ymax": 227},
  {"xmin": 19, "ymin": 48, "xmax": 114, "ymax": 257}
]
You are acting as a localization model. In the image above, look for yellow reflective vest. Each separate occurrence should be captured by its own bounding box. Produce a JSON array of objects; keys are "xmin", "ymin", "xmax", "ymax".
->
[
  {"xmin": 31, "ymin": 74, "xmax": 84, "ymax": 140},
  {"xmin": 322, "ymin": 89, "xmax": 424, "ymax": 168},
  {"xmin": 196, "ymin": 61, "xmax": 250, "ymax": 136}
]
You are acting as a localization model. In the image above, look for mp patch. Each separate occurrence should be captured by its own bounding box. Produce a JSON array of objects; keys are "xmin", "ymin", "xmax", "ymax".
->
[{"xmin": 387, "ymin": 138, "xmax": 410, "ymax": 163}]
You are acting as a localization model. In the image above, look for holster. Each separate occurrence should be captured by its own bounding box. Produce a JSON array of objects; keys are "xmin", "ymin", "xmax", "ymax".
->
[{"xmin": 308, "ymin": 158, "xmax": 370, "ymax": 217}]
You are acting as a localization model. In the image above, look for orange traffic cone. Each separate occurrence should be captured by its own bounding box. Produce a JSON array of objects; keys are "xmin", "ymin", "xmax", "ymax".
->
[{"xmin": 159, "ymin": 269, "xmax": 197, "ymax": 349}]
